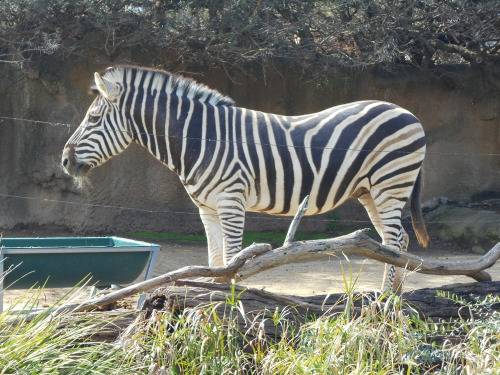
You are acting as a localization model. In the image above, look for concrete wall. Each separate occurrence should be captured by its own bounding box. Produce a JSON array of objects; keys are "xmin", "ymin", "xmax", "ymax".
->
[{"xmin": 0, "ymin": 56, "xmax": 498, "ymax": 234}]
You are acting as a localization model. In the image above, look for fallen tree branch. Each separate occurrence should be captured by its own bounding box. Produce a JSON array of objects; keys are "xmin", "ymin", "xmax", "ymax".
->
[
  {"xmin": 235, "ymin": 231, "xmax": 500, "ymax": 282},
  {"xmin": 170, "ymin": 279, "xmax": 325, "ymax": 311},
  {"xmin": 145, "ymin": 280, "xmax": 500, "ymax": 320},
  {"xmin": 136, "ymin": 280, "xmax": 500, "ymax": 346},
  {"xmin": 18, "ymin": 231, "xmax": 499, "ymax": 321},
  {"xmin": 20, "ymin": 243, "xmax": 272, "ymax": 320}
]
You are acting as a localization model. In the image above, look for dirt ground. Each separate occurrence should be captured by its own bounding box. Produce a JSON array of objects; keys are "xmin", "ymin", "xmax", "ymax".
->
[{"xmin": 2, "ymin": 231, "xmax": 499, "ymax": 310}]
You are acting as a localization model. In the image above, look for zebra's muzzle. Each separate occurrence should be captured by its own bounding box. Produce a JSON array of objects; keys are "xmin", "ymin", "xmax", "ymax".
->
[
  {"xmin": 63, "ymin": 161, "xmax": 92, "ymax": 177},
  {"xmin": 62, "ymin": 145, "xmax": 92, "ymax": 177}
]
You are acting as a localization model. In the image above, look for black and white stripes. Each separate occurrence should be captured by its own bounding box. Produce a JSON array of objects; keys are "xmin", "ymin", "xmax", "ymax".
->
[{"xmin": 62, "ymin": 66, "xmax": 429, "ymax": 291}]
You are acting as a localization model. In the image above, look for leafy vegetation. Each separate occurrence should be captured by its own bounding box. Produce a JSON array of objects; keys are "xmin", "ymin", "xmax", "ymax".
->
[
  {"xmin": 0, "ymin": 290, "xmax": 133, "ymax": 374},
  {"xmin": 0, "ymin": 0, "xmax": 498, "ymax": 88},
  {"xmin": 2, "ymin": 274, "xmax": 498, "ymax": 374},
  {"xmin": 122, "ymin": 285, "xmax": 500, "ymax": 374}
]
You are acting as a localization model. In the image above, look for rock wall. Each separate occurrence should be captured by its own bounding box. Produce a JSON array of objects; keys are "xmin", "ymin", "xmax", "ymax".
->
[{"xmin": 0, "ymin": 56, "xmax": 498, "ymax": 235}]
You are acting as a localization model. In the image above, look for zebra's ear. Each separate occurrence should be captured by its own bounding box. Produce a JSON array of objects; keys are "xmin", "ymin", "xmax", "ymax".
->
[{"xmin": 94, "ymin": 72, "xmax": 119, "ymax": 102}]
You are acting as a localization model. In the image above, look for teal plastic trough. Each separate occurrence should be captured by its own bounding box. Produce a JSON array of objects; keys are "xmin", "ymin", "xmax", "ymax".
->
[{"xmin": 0, "ymin": 237, "xmax": 161, "ymax": 310}]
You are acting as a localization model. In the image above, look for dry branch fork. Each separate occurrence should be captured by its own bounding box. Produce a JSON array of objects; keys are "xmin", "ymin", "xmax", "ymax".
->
[{"xmin": 20, "ymin": 197, "xmax": 500, "ymax": 320}]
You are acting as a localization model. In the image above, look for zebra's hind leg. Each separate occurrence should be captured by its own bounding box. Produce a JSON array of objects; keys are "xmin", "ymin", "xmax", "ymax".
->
[
  {"xmin": 199, "ymin": 206, "xmax": 224, "ymax": 267},
  {"xmin": 358, "ymin": 193, "xmax": 391, "ymax": 288},
  {"xmin": 374, "ymin": 195, "xmax": 410, "ymax": 293},
  {"xmin": 390, "ymin": 228, "xmax": 409, "ymax": 292},
  {"xmin": 359, "ymin": 191, "xmax": 409, "ymax": 292}
]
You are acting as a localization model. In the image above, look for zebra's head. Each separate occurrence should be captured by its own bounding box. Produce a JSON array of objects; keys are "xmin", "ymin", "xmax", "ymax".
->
[{"xmin": 62, "ymin": 71, "xmax": 132, "ymax": 178}]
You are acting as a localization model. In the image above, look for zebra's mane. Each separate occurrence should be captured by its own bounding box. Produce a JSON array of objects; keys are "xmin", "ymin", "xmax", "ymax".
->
[{"xmin": 100, "ymin": 66, "xmax": 235, "ymax": 107}]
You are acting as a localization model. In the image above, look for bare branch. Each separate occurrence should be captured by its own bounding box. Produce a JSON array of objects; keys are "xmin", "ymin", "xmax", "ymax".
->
[
  {"xmin": 283, "ymin": 195, "xmax": 308, "ymax": 246},
  {"xmin": 236, "ymin": 232, "xmax": 499, "ymax": 283},
  {"xmin": 18, "ymin": 232, "xmax": 499, "ymax": 323}
]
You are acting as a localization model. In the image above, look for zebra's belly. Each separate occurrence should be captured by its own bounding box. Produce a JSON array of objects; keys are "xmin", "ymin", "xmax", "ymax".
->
[
  {"xmin": 245, "ymin": 176, "xmax": 364, "ymax": 217},
  {"xmin": 189, "ymin": 177, "xmax": 355, "ymax": 217},
  {"xmin": 246, "ymin": 200, "xmax": 345, "ymax": 217}
]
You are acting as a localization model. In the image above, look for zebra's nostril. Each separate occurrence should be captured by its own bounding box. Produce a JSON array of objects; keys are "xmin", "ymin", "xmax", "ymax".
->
[{"xmin": 62, "ymin": 158, "xmax": 69, "ymax": 168}]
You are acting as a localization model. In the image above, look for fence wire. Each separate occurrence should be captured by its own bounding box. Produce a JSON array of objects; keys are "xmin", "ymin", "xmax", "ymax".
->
[
  {"xmin": 0, "ymin": 114, "xmax": 499, "ymax": 227},
  {"xmin": 2, "ymin": 115, "xmax": 500, "ymax": 156},
  {"xmin": 1, "ymin": 192, "xmax": 499, "ymax": 226}
]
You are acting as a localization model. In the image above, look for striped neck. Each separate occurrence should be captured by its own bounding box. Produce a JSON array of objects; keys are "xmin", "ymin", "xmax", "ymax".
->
[{"xmin": 124, "ymin": 82, "xmax": 224, "ymax": 180}]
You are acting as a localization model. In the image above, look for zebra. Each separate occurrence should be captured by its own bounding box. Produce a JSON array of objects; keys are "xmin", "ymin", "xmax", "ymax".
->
[{"xmin": 62, "ymin": 66, "xmax": 429, "ymax": 292}]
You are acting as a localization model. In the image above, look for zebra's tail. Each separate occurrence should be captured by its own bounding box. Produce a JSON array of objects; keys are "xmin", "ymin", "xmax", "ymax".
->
[{"xmin": 411, "ymin": 169, "xmax": 430, "ymax": 247}]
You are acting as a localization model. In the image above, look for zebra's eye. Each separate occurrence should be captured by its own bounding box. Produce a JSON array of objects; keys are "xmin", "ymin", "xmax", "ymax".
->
[{"xmin": 88, "ymin": 115, "xmax": 100, "ymax": 123}]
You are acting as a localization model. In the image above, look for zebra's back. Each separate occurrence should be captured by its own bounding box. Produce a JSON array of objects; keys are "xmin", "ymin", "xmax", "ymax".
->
[{"xmin": 184, "ymin": 100, "xmax": 426, "ymax": 217}]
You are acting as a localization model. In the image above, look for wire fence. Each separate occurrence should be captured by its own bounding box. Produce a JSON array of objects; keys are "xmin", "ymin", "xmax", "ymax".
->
[
  {"xmin": 1, "ymin": 114, "xmax": 499, "ymax": 228},
  {"xmin": 2, "ymin": 115, "xmax": 500, "ymax": 156},
  {"xmin": 1, "ymin": 192, "xmax": 499, "ymax": 226}
]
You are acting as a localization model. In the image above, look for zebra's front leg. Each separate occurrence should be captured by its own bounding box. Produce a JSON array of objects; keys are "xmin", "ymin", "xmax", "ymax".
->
[
  {"xmin": 199, "ymin": 206, "xmax": 224, "ymax": 267},
  {"xmin": 217, "ymin": 196, "xmax": 246, "ymax": 265}
]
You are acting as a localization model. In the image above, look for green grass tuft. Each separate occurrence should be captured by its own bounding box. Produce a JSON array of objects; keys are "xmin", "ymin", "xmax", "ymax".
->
[
  {"xmin": 122, "ymin": 288, "xmax": 500, "ymax": 374},
  {"xmin": 0, "ymin": 291, "xmax": 135, "ymax": 374},
  {"xmin": 2, "ymin": 262, "xmax": 497, "ymax": 374}
]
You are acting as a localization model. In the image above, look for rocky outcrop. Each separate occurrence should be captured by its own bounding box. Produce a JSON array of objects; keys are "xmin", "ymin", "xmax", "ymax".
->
[
  {"xmin": 0, "ymin": 56, "xmax": 498, "ymax": 235},
  {"xmin": 424, "ymin": 197, "xmax": 500, "ymax": 254}
]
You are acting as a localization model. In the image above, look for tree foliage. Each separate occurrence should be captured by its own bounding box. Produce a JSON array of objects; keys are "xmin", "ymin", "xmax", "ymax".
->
[{"xmin": 0, "ymin": 0, "xmax": 498, "ymax": 87}]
